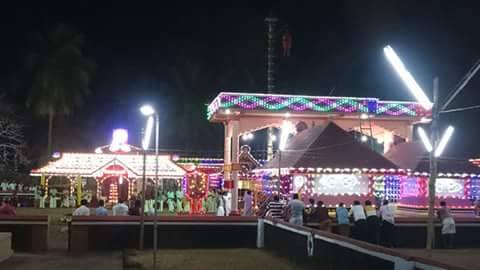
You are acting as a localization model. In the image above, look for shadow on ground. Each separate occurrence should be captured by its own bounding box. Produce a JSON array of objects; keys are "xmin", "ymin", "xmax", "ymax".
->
[
  {"xmin": 0, "ymin": 252, "xmax": 123, "ymax": 270},
  {"xmin": 130, "ymin": 249, "xmax": 302, "ymax": 270}
]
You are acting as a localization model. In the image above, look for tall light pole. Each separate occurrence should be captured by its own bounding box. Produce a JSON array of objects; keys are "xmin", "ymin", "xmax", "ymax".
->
[
  {"xmin": 384, "ymin": 45, "xmax": 479, "ymax": 249},
  {"xmin": 139, "ymin": 115, "xmax": 153, "ymax": 250},
  {"xmin": 265, "ymin": 13, "xmax": 278, "ymax": 161},
  {"xmin": 140, "ymin": 104, "xmax": 159, "ymax": 268}
]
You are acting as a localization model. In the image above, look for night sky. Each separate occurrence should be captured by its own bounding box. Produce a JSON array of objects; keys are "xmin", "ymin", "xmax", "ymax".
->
[{"xmin": 1, "ymin": 1, "xmax": 480, "ymax": 164}]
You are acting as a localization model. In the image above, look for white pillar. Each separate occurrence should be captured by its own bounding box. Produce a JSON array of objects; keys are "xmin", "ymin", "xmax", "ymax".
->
[
  {"xmin": 406, "ymin": 123, "xmax": 414, "ymax": 142},
  {"xmin": 231, "ymin": 120, "xmax": 240, "ymax": 213},
  {"xmin": 383, "ymin": 131, "xmax": 395, "ymax": 153},
  {"xmin": 224, "ymin": 122, "xmax": 232, "ymax": 184}
]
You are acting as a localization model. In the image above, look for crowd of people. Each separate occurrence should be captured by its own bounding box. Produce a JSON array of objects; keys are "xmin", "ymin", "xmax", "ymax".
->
[{"xmin": 261, "ymin": 193, "xmax": 457, "ymax": 249}]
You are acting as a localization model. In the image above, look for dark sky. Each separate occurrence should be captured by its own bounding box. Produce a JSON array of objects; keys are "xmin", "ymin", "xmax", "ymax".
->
[{"xmin": 1, "ymin": 1, "xmax": 480, "ymax": 162}]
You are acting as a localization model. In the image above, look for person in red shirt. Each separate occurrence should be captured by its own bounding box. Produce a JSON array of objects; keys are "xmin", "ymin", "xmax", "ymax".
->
[{"xmin": 0, "ymin": 199, "xmax": 16, "ymax": 216}]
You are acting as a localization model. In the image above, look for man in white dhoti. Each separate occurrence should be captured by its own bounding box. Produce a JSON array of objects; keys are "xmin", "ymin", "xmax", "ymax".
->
[{"xmin": 437, "ymin": 201, "xmax": 456, "ymax": 249}]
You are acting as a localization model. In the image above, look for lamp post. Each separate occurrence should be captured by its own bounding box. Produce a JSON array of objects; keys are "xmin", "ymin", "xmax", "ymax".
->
[
  {"xmin": 384, "ymin": 45, "xmax": 479, "ymax": 249},
  {"xmin": 140, "ymin": 105, "xmax": 159, "ymax": 268}
]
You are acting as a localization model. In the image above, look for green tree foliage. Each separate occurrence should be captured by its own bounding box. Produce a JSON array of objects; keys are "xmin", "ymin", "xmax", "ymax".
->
[{"xmin": 26, "ymin": 24, "xmax": 95, "ymax": 157}]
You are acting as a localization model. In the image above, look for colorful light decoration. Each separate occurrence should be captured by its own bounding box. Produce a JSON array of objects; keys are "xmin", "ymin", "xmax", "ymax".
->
[
  {"xmin": 384, "ymin": 175, "xmax": 400, "ymax": 201},
  {"xmin": 207, "ymin": 92, "xmax": 426, "ymax": 119},
  {"xmin": 31, "ymin": 153, "xmax": 186, "ymax": 178},
  {"xmin": 109, "ymin": 129, "xmax": 131, "ymax": 153},
  {"xmin": 470, "ymin": 177, "xmax": 480, "ymax": 201},
  {"xmin": 185, "ymin": 172, "xmax": 208, "ymax": 198}
]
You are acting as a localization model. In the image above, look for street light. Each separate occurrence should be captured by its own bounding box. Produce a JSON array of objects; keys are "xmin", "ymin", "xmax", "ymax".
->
[
  {"xmin": 139, "ymin": 104, "xmax": 159, "ymax": 269},
  {"xmin": 383, "ymin": 46, "xmax": 433, "ymax": 110},
  {"xmin": 417, "ymin": 126, "xmax": 455, "ymax": 157},
  {"xmin": 384, "ymin": 45, "xmax": 454, "ymax": 250}
]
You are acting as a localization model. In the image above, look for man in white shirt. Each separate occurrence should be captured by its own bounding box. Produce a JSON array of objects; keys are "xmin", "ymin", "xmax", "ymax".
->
[
  {"xmin": 379, "ymin": 199, "xmax": 395, "ymax": 247},
  {"xmin": 113, "ymin": 199, "xmax": 129, "ymax": 216},
  {"xmin": 72, "ymin": 199, "xmax": 90, "ymax": 216},
  {"xmin": 349, "ymin": 200, "xmax": 366, "ymax": 241}
]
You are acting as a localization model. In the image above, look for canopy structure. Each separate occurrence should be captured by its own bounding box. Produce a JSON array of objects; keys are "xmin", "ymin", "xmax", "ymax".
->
[
  {"xmin": 207, "ymin": 92, "xmax": 428, "ymax": 121},
  {"xmin": 31, "ymin": 152, "xmax": 186, "ymax": 178}
]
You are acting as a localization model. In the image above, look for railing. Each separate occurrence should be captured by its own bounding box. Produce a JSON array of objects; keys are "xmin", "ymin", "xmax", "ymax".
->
[{"xmin": 258, "ymin": 217, "xmax": 469, "ymax": 270}]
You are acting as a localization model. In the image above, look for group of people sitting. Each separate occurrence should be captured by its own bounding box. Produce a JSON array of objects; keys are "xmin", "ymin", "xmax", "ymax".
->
[{"xmin": 72, "ymin": 199, "xmax": 143, "ymax": 216}]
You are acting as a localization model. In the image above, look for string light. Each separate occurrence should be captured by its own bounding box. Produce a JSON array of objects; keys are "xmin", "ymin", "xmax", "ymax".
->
[{"xmin": 207, "ymin": 92, "xmax": 425, "ymax": 119}]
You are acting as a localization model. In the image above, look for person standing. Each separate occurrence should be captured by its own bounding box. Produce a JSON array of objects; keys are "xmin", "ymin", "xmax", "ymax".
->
[
  {"xmin": 265, "ymin": 195, "xmax": 284, "ymax": 219},
  {"xmin": 216, "ymin": 191, "xmax": 227, "ymax": 216},
  {"xmin": 113, "ymin": 199, "xmax": 129, "ymax": 216},
  {"xmin": 72, "ymin": 199, "xmax": 90, "ymax": 216},
  {"xmin": 287, "ymin": 194, "xmax": 305, "ymax": 225},
  {"xmin": 349, "ymin": 200, "xmax": 367, "ymax": 241},
  {"xmin": 437, "ymin": 201, "xmax": 456, "ymax": 249},
  {"xmin": 474, "ymin": 198, "xmax": 480, "ymax": 217},
  {"xmin": 128, "ymin": 200, "xmax": 141, "ymax": 216},
  {"xmin": 336, "ymin": 203, "xmax": 350, "ymax": 237},
  {"xmin": 316, "ymin": 201, "xmax": 331, "ymax": 231},
  {"xmin": 95, "ymin": 200, "xmax": 108, "ymax": 216},
  {"xmin": 0, "ymin": 199, "xmax": 16, "ymax": 216},
  {"xmin": 243, "ymin": 190, "xmax": 253, "ymax": 216},
  {"xmin": 364, "ymin": 200, "xmax": 379, "ymax": 244},
  {"xmin": 379, "ymin": 199, "xmax": 395, "ymax": 247}
]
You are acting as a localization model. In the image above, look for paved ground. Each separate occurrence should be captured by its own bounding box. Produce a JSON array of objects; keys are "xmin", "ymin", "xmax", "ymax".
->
[
  {"xmin": 132, "ymin": 249, "xmax": 302, "ymax": 270},
  {"xmin": 397, "ymin": 249, "xmax": 480, "ymax": 270},
  {"xmin": 0, "ymin": 252, "xmax": 123, "ymax": 270}
]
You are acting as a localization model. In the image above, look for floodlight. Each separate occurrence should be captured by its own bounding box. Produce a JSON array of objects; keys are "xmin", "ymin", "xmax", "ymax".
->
[{"xmin": 384, "ymin": 45, "xmax": 433, "ymax": 110}]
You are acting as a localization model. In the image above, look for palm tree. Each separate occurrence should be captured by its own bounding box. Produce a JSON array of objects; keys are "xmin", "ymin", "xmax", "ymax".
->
[{"xmin": 26, "ymin": 24, "xmax": 95, "ymax": 157}]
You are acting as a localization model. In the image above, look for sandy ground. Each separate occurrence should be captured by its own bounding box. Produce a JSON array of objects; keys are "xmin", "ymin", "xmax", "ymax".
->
[
  {"xmin": 132, "ymin": 249, "xmax": 302, "ymax": 270},
  {"xmin": 0, "ymin": 252, "xmax": 122, "ymax": 270},
  {"xmin": 397, "ymin": 249, "xmax": 480, "ymax": 270}
]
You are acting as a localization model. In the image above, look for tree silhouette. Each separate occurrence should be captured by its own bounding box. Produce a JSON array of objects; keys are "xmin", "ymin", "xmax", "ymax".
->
[{"xmin": 26, "ymin": 24, "xmax": 95, "ymax": 158}]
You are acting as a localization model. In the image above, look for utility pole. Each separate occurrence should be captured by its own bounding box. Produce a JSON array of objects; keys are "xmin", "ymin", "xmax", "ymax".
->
[
  {"xmin": 265, "ymin": 13, "xmax": 278, "ymax": 161},
  {"xmin": 139, "ymin": 150, "xmax": 147, "ymax": 250},
  {"xmin": 277, "ymin": 149, "xmax": 281, "ymax": 194},
  {"xmin": 426, "ymin": 77, "xmax": 439, "ymax": 250},
  {"xmin": 153, "ymin": 114, "xmax": 159, "ymax": 269}
]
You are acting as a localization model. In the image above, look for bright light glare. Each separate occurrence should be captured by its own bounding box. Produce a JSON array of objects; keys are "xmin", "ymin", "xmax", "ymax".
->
[
  {"xmin": 142, "ymin": 116, "xmax": 154, "ymax": 150},
  {"xmin": 242, "ymin": 133, "xmax": 254, "ymax": 141},
  {"xmin": 360, "ymin": 113, "xmax": 368, "ymax": 120},
  {"xmin": 225, "ymin": 109, "xmax": 231, "ymax": 114},
  {"xmin": 119, "ymin": 175, "xmax": 124, "ymax": 185},
  {"xmin": 279, "ymin": 121, "xmax": 295, "ymax": 151},
  {"xmin": 435, "ymin": 126, "xmax": 454, "ymax": 157},
  {"xmin": 361, "ymin": 135, "xmax": 368, "ymax": 142},
  {"xmin": 140, "ymin": 105, "xmax": 155, "ymax": 116},
  {"xmin": 417, "ymin": 127, "xmax": 433, "ymax": 152},
  {"xmin": 284, "ymin": 112, "xmax": 291, "ymax": 118},
  {"xmin": 270, "ymin": 135, "xmax": 277, "ymax": 142},
  {"xmin": 383, "ymin": 45, "xmax": 433, "ymax": 110}
]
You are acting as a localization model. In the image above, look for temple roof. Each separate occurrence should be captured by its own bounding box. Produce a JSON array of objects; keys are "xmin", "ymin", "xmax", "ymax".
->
[
  {"xmin": 31, "ymin": 152, "xmax": 186, "ymax": 178},
  {"xmin": 261, "ymin": 122, "xmax": 399, "ymax": 170},
  {"xmin": 386, "ymin": 141, "xmax": 480, "ymax": 175}
]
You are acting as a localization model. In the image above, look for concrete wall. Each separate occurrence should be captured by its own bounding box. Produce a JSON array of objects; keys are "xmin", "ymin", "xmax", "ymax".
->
[{"xmin": 0, "ymin": 232, "xmax": 13, "ymax": 263}]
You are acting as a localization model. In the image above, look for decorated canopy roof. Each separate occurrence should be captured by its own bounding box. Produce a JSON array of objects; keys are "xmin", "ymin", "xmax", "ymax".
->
[
  {"xmin": 207, "ymin": 92, "xmax": 428, "ymax": 120},
  {"xmin": 31, "ymin": 152, "xmax": 186, "ymax": 178}
]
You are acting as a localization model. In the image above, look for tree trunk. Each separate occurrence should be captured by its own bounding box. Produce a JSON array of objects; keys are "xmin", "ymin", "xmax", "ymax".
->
[{"xmin": 47, "ymin": 108, "xmax": 54, "ymax": 158}]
